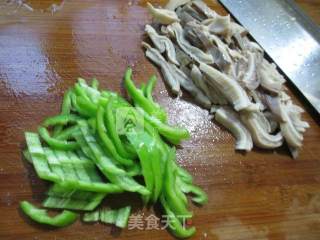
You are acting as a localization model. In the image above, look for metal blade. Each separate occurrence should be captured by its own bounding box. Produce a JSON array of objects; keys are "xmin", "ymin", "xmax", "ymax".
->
[{"xmin": 219, "ymin": 0, "xmax": 320, "ymax": 114}]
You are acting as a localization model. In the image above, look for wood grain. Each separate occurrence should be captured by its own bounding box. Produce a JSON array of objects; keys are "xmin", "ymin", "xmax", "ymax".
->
[{"xmin": 0, "ymin": 1, "xmax": 319, "ymax": 239}]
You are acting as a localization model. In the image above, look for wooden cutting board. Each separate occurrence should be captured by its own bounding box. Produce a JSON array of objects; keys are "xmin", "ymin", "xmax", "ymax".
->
[{"xmin": 0, "ymin": 1, "xmax": 319, "ymax": 239}]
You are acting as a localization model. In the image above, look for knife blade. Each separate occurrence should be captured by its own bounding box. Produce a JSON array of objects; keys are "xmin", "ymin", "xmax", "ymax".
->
[{"xmin": 219, "ymin": 0, "xmax": 320, "ymax": 115}]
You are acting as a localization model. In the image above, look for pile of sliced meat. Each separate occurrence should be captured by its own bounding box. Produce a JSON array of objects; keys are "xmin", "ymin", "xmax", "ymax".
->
[{"xmin": 142, "ymin": 0, "xmax": 309, "ymax": 158}]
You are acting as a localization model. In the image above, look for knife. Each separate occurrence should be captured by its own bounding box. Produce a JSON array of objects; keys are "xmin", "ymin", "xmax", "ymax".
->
[{"xmin": 219, "ymin": 0, "xmax": 320, "ymax": 115}]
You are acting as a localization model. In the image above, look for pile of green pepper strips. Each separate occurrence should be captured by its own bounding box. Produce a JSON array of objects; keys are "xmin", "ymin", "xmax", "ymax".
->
[{"xmin": 21, "ymin": 68, "xmax": 208, "ymax": 238}]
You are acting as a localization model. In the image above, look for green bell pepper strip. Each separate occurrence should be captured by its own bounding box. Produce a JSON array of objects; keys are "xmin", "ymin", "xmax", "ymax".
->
[
  {"xmin": 23, "ymin": 149, "xmax": 32, "ymax": 164},
  {"xmin": 166, "ymin": 153, "xmax": 189, "ymax": 211},
  {"xmin": 124, "ymin": 68, "xmax": 166, "ymax": 123},
  {"xmin": 20, "ymin": 201, "xmax": 78, "ymax": 227},
  {"xmin": 43, "ymin": 196, "xmax": 90, "ymax": 211},
  {"xmin": 126, "ymin": 163, "xmax": 142, "ymax": 177},
  {"xmin": 58, "ymin": 180, "xmax": 123, "ymax": 193},
  {"xmin": 78, "ymin": 79, "xmax": 101, "ymax": 104},
  {"xmin": 87, "ymin": 117, "xmax": 97, "ymax": 134},
  {"xmin": 53, "ymin": 89, "xmax": 73, "ymax": 137},
  {"xmin": 91, "ymin": 78, "xmax": 99, "ymax": 90},
  {"xmin": 101, "ymin": 90, "xmax": 117, "ymax": 101},
  {"xmin": 76, "ymin": 123, "xmax": 127, "ymax": 175},
  {"xmin": 71, "ymin": 154, "xmax": 103, "ymax": 183},
  {"xmin": 47, "ymin": 183, "xmax": 77, "ymax": 199},
  {"xmin": 96, "ymin": 106, "xmax": 134, "ymax": 166},
  {"xmin": 45, "ymin": 150, "xmax": 123, "ymax": 192},
  {"xmin": 100, "ymin": 208, "xmax": 117, "ymax": 224},
  {"xmin": 44, "ymin": 148, "xmax": 65, "ymax": 179},
  {"xmin": 42, "ymin": 114, "xmax": 81, "ymax": 128},
  {"xmin": 160, "ymin": 196, "xmax": 196, "ymax": 239},
  {"xmin": 46, "ymin": 149, "xmax": 123, "ymax": 193},
  {"xmin": 145, "ymin": 75, "xmax": 157, "ymax": 101},
  {"xmin": 168, "ymin": 149, "xmax": 188, "ymax": 206},
  {"xmin": 143, "ymin": 75, "xmax": 167, "ymax": 121},
  {"xmin": 126, "ymin": 131, "xmax": 154, "ymax": 204},
  {"xmin": 174, "ymin": 179, "xmax": 188, "ymax": 206},
  {"xmin": 25, "ymin": 132, "xmax": 60, "ymax": 182},
  {"xmin": 107, "ymin": 99, "xmax": 139, "ymax": 158},
  {"xmin": 61, "ymin": 89, "xmax": 73, "ymax": 114},
  {"xmin": 38, "ymin": 127, "xmax": 79, "ymax": 151},
  {"xmin": 54, "ymin": 150, "xmax": 78, "ymax": 181},
  {"xmin": 83, "ymin": 210, "xmax": 100, "ymax": 222},
  {"xmin": 170, "ymin": 173, "xmax": 188, "ymax": 206},
  {"xmin": 74, "ymin": 82, "xmax": 99, "ymax": 116},
  {"xmin": 56, "ymin": 158, "xmax": 97, "ymax": 181},
  {"xmin": 127, "ymin": 131, "xmax": 163, "ymax": 203},
  {"xmin": 149, "ymin": 145, "xmax": 162, "ymax": 203},
  {"xmin": 26, "ymin": 132, "xmax": 123, "ymax": 194},
  {"xmin": 47, "ymin": 183, "xmax": 107, "ymax": 201},
  {"xmin": 115, "ymin": 206, "xmax": 131, "ymax": 228},
  {"xmin": 73, "ymin": 131, "xmax": 95, "ymax": 160},
  {"xmin": 78, "ymin": 121, "xmax": 149, "ymax": 196},
  {"xmin": 66, "ymin": 151, "xmax": 92, "ymax": 182},
  {"xmin": 55, "ymin": 125, "xmax": 80, "ymax": 141},
  {"xmin": 105, "ymin": 100, "xmax": 135, "ymax": 159},
  {"xmin": 174, "ymin": 163, "xmax": 193, "ymax": 184},
  {"xmin": 74, "ymin": 83, "xmax": 91, "ymax": 102},
  {"xmin": 140, "ymin": 120, "xmax": 168, "ymax": 189},
  {"xmin": 77, "ymin": 77, "xmax": 87, "ymax": 85},
  {"xmin": 163, "ymin": 149, "xmax": 192, "ymax": 218},
  {"xmin": 76, "ymin": 96, "xmax": 97, "ymax": 117},
  {"xmin": 140, "ymin": 83, "xmax": 146, "ymax": 93},
  {"xmin": 176, "ymin": 177, "xmax": 208, "ymax": 205},
  {"xmin": 83, "ymin": 206, "xmax": 131, "ymax": 228},
  {"xmin": 123, "ymin": 140, "xmax": 137, "ymax": 157},
  {"xmin": 136, "ymin": 107, "xmax": 190, "ymax": 145},
  {"xmin": 70, "ymin": 92, "xmax": 92, "ymax": 117},
  {"xmin": 46, "ymin": 183, "xmax": 107, "ymax": 211}
]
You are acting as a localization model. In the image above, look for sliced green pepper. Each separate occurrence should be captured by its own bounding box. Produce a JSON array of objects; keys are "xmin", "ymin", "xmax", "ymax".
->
[
  {"xmin": 83, "ymin": 206, "xmax": 131, "ymax": 228},
  {"xmin": 78, "ymin": 121, "xmax": 149, "ymax": 196},
  {"xmin": 83, "ymin": 210, "xmax": 100, "ymax": 222},
  {"xmin": 127, "ymin": 132, "xmax": 154, "ymax": 204},
  {"xmin": 127, "ymin": 131, "xmax": 163, "ymax": 203},
  {"xmin": 145, "ymin": 75, "xmax": 157, "ymax": 101},
  {"xmin": 160, "ymin": 196, "xmax": 196, "ymax": 239},
  {"xmin": 140, "ymin": 83, "xmax": 146, "ymax": 93},
  {"xmin": 42, "ymin": 114, "xmax": 81, "ymax": 128},
  {"xmin": 177, "ymin": 177, "xmax": 208, "ymax": 205},
  {"xmin": 105, "ymin": 100, "xmax": 135, "ymax": 159},
  {"xmin": 70, "ymin": 92, "xmax": 92, "ymax": 117},
  {"xmin": 43, "ymin": 186, "xmax": 106, "ymax": 211},
  {"xmin": 23, "ymin": 149, "xmax": 32, "ymax": 164},
  {"xmin": 20, "ymin": 201, "xmax": 78, "ymax": 227},
  {"xmin": 124, "ymin": 68, "xmax": 167, "ymax": 123},
  {"xmin": 55, "ymin": 125, "xmax": 80, "ymax": 141},
  {"xmin": 25, "ymin": 132, "xmax": 60, "ymax": 182},
  {"xmin": 91, "ymin": 78, "xmax": 99, "ymax": 90},
  {"xmin": 115, "ymin": 206, "xmax": 131, "ymax": 228},
  {"xmin": 38, "ymin": 127, "xmax": 79, "ymax": 151},
  {"xmin": 136, "ymin": 107, "xmax": 190, "ymax": 144},
  {"xmin": 53, "ymin": 89, "xmax": 73, "ymax": 137},
  {"xmin": 76, "ymin": 96, "xmax": 97, "ymax": 117},
  {"xmin": 163, "ymin": 149, "xmax": 192, "ymax": 218},
  {"xmin": 96, "ymin": 105, "xmax": 134, "ymax": 166},
  {"xmin": 78, "ymin": 79, "xmax": 101, "ymax": 104}
]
